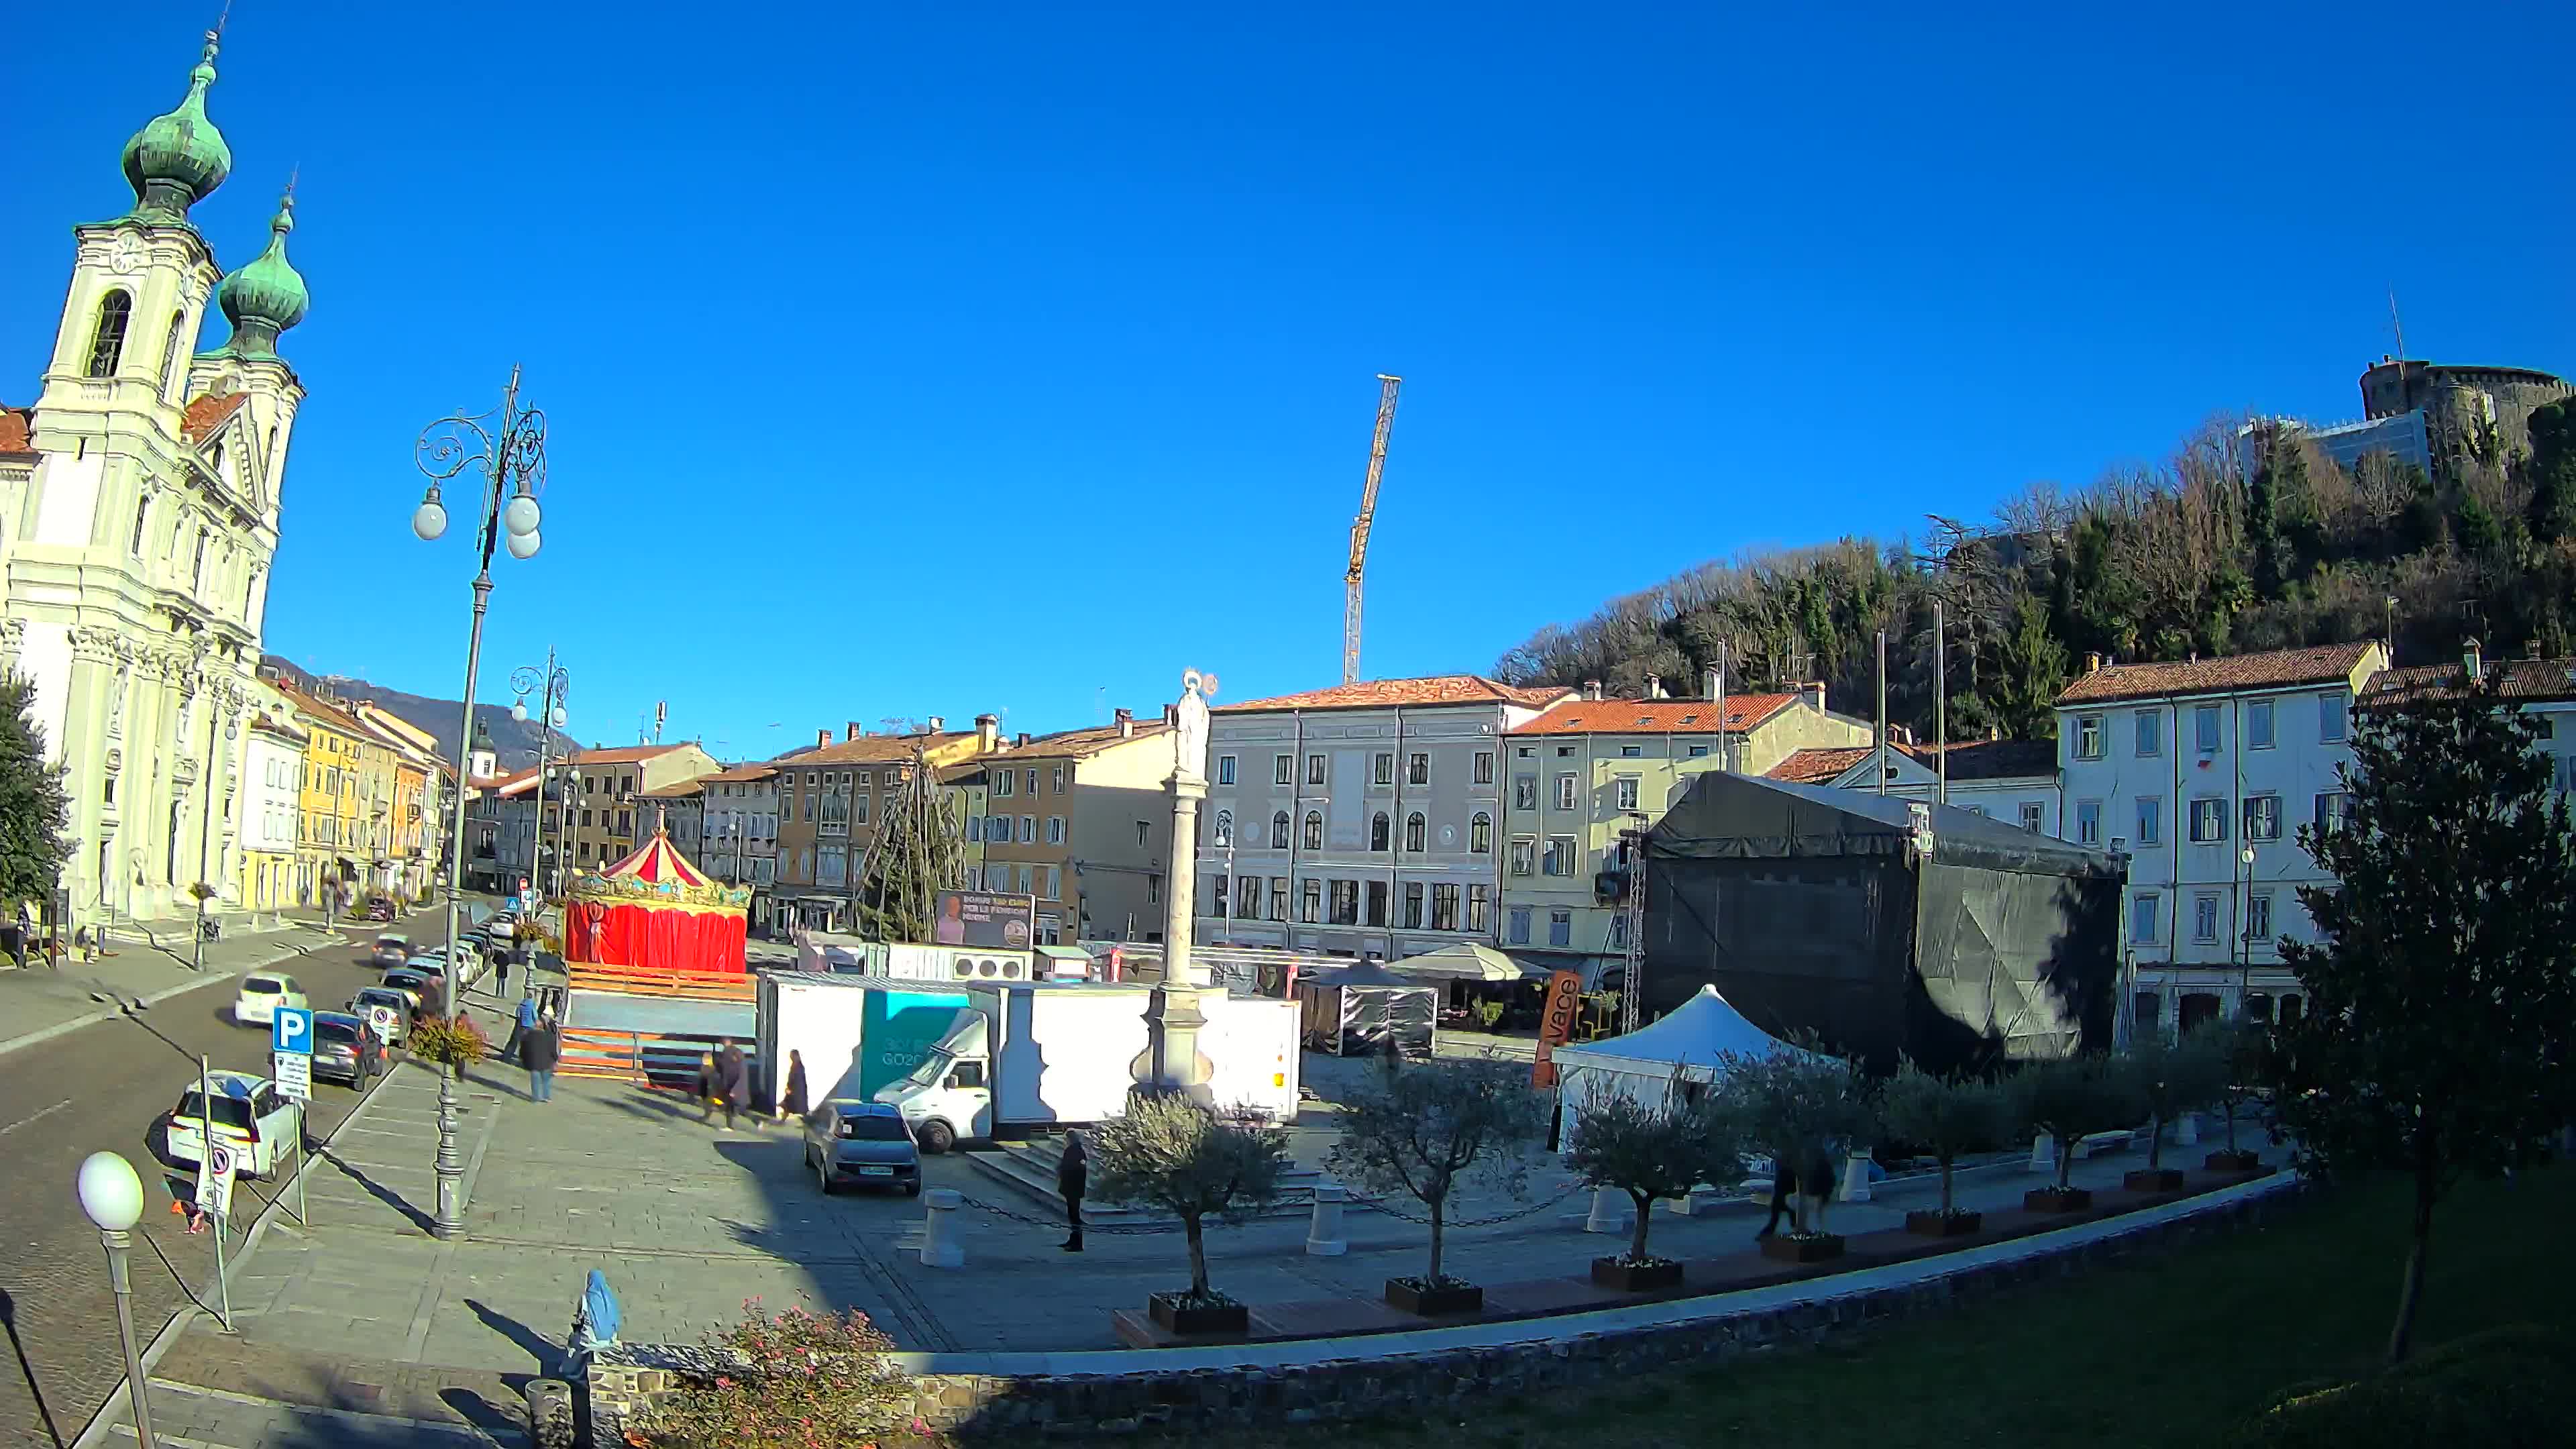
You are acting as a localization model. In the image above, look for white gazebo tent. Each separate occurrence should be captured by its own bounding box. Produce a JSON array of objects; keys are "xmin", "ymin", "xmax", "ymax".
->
[
  {"xmin": 1388, "ymin": 943, "xmax": 1532, "ymax": 982},
  {"xmin": 1548, "ymin": 984, "xmax": 1827, "ymax": 1128}
]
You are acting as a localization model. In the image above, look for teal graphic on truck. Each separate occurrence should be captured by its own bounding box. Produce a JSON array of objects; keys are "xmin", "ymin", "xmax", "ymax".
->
[{"xmin": 755, "ymin": 973, "xmax": 971, "ymax": 1111}]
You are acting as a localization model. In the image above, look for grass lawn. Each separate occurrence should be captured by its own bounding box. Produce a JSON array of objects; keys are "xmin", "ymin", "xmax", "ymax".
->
[{"xmin": 1236, "ymin": 1165, "xmax": 2575, "ymax": 1449}]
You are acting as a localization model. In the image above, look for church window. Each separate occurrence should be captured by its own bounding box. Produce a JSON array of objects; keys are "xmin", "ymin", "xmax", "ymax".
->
[
  {"xmin": 192, "ymin": 529, "xmax": 209, "ymax": 590},
  {"xmin": 87, "ymin": 290, "xmax": 133, "ymax": 378},
  {"xmin": 160, "ymin": 312, "xmax": 186, "ymax": 398},
  {"xmin": 130, "ymin": 495, "xmax": 152, "ymax": 555}
]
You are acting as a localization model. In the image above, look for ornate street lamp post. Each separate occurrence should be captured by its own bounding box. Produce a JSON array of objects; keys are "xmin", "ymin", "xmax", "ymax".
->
[
  {"xmin": 413, "ymin": 366, "xmax": 547, "ymax": 1241},
  {"xmin": 512, "ymin": 651, "xmax": 570, "ymax": 902},
  {"xmin": 78, "ymin": 1152, "xmax": 158, "ymax": 1449}
]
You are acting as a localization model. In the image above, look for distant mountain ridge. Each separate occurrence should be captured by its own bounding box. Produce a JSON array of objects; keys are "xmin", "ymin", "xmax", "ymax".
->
[{"xmin": 259, "ymin": 655, "xmax": 576, "ymax": 773}]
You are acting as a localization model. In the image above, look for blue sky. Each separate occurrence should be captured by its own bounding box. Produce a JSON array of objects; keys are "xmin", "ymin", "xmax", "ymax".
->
[{"xmin": 7, "ymin": 1, "xmax": 2570, "ymax": 759}]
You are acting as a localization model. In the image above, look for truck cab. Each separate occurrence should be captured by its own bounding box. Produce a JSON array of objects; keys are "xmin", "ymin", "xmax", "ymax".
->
[{"xmin": 874, "ymin": 1012, "xmax": 991, "ymax": 1152}]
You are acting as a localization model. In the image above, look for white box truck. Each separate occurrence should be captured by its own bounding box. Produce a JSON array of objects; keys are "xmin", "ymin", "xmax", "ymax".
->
[
  {"xmin": 757, "ymin": 973, "xmax": 975, "ymax": 1109},
  {"xmin": 874, "ymin": 983, "xmax": 1300, "ymax": 1151}
]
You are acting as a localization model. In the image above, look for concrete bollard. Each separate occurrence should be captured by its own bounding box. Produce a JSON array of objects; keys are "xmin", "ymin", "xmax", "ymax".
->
[
  {"xmin": 2176, "ymin": 1112, "xmax": 2200, "ymax": 1146},
  {"xmin": 2029, "ymin": 1133, "xmax": 2057, "ymax": 1175},
  {"xmin": 1838, "ymin": 1148, "xmax": 1874, "ymax": 1203},
  {"xmin": 1305, "ymin": 1183, "xmax": 1348, "ymax": 1256},
  {"xmin": 1585, "ymin": 1185, "xmax": 1631, "ymax": 1234},
  {"xmin": 525, "ymin": 1378, "xmax": 575, "ymax": 1449},
  {"xmin": 918, "ymin": 1188, "xmax": 965, "ymax": 1269}
]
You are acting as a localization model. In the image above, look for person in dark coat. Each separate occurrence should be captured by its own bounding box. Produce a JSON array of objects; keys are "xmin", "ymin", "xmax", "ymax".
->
[
  {"xmin": 1756, "ymin": 1157, "xmax": 1794, "ymax": 1240},
  {"xmin": 774, "ymin": 1049, "xmax": 809, "ymax": 1126},
  {"xmin": 1057, "ymin": 1131, "xmax": 1088, "ymax": 1252},
  {"xmin": 695, "ymin": 1053, "xmax": 720, "ymax": 1125},
  {"xmin": 716, "ymin": 1041, "xmax": 749, "ymax": 1130},
  {"xmin": 522, "ymin": 1012, "xmax": 559, "ymax": 1102}
]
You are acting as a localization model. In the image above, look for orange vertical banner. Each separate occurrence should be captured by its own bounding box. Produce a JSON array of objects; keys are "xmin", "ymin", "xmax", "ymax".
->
[{"xmin": 1531, "ymin": 969, "xmax": 1585, "ymax": 1089}]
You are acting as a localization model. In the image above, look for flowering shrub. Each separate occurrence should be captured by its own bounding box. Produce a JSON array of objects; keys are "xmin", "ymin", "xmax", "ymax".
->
[
  {"xmin": 629, "ymin": 1300, "xmax": 916, "ymax": 1448},
  {"xmin": 407, "ymin": 1013, "xmax": 489, "ymax": 1069}
]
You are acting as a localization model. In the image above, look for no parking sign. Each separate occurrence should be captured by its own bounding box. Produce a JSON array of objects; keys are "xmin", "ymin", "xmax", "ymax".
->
[{"xmin": 195, "ymin": 1141, "xmax": 237, "ymax": 1219}]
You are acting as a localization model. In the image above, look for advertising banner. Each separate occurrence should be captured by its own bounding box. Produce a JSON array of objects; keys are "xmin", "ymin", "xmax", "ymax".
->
[
  {"xmin": 931, "ymin": 890, "xmax": 1036, "ymax": 949},
  {"xmin": 1530, "ymin": 969, "xmax": 1585, "ymax": 1090}
]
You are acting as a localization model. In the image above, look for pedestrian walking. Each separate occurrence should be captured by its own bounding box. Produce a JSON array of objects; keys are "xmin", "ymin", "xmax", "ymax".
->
[
  {"xmin": 506, "ymin": 991, "xmax": 537, "ymax": 1063},
  {"xmin": 775, "ymin": 1048, "xmax": 808, "ymax": 1126},
  {"xmin": 1057, "ymin": 1130, "xmax": 1087, "ymax": 1252},
  {"xmin": 696, "ymin": 1053, "xmax": 720, "ymax": 1125},
  {"xmin": 523, "ymin": 1010, "xmax": 559, "ymax": 1102},
  {"xmin": 1756, "ymin": 1157, "xmax": 1792, "ymax": 1239},
  {"xmin": 492, "ymin": 949, "xmax": 511, "ymax": 1000},
  {"xmin": 716, "ymin": 1040, "xmax": 749, "ymax": 1130},
  {"xmin": 165, "ymin": 1176, "xmax": 207, "ymax": 1236}
]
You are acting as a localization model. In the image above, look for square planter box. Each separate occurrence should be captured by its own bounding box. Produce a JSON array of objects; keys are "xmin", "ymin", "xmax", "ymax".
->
[
  {"xmin": 1905, "ymin": 1210, "xmax": 1983, "ymax": 1237},
  {"xmin": 1759, "ymin": 1233, "xmax": 1846, "ymax": 1264},
  {"xmin": 2124, "ymin": 1167, "xmax": 2186, "ymax": 1192},
  {"xmin": 1146, "ymin": 1293, "xmax": 1248, "ymax": 1338},
  {"xmin": 1590, "ymin": 1256, "xmax": 1684, "ymax": 1292},
  {"xmin": 2024, "ymin": 1187, "xmax": 2093, "ymax": 1214},
  {"xmin": 1384, "ymin": 1278, "xmax": 1484, "ymax": 1316},
  {"xmin": 2204, "ymin": 1150, "xmax": 2264, "ymax": 1173}
]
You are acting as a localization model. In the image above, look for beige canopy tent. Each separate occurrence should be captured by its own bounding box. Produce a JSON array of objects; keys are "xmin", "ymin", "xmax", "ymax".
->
[{"xmin": 1388, "ymin": 942, "xmax": 1532, "ymax": 982}]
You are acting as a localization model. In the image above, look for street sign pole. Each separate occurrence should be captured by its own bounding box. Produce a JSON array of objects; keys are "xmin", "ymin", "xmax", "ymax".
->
[
  {"xmin": 196, "ymin": 1056, "xmax": 231, "ymax": 1330},
  {"xmin": 272, "ymin": 1009, "xmax": 314, "ymax": 1228}
]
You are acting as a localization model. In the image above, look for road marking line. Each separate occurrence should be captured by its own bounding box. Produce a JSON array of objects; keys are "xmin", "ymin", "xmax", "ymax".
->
[{"xmin": 0, "ymin": 1098, "xmax": 73, "ymax": 1136}]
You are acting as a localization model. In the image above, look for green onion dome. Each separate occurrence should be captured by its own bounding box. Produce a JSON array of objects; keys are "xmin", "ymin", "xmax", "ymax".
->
[
  {"xmin": 121, "ymin": 35, "xmax": 231, "ymax": 223},
  {"xmin": 211, "ymin": 192, "xmax": 308, "ymax": 359}
]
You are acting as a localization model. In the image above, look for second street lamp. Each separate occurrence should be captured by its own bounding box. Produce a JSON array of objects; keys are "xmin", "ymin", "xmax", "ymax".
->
[
  {"xmin": 413, "ymin": 365, "xmax": 548, "ymax": 1242},
  {"xmin": 512, "ymin": 652, "xmax": 571, "ymax": 903}
]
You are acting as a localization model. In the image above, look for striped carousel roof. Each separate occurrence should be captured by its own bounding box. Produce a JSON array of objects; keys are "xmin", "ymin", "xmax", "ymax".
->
[{"xmin": 599, "ymin": 816, "xmax": 708, "ymax": 888}]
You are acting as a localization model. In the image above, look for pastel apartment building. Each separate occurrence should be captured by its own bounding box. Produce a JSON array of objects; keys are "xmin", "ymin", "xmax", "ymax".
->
[
  {"xmin": 2053, "ymin": 641, "xmax": 2390, "ymax": 1041},
  {"xmin": 964, "ymin": 709, "xmax": 1177, "ymax": 945},
  {"xmin": 1500, "ymin": 672, "xmax": 1872, "ymax": 982},
  {"xmin": 1194, "ymin": 676, "xmax": 1570, "ymax": 961}
]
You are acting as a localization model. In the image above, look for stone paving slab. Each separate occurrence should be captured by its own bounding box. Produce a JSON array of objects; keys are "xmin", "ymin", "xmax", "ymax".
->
[{"xmin": 187, "ymin": 1046, "xmax": 2279, "ymax": 1384}]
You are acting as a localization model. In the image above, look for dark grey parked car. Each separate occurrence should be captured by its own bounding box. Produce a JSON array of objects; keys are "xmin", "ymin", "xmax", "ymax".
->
[{"xmin": 802, "ymin": 1100, "xmax": 922, "ymax": 1197}]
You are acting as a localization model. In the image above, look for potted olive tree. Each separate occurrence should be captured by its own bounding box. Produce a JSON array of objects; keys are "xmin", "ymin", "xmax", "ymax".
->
[
  {"xmin": 2123, "ymin": 1026, "xmax": 2224, "ymax": 1191},
  {"xmin": 1089, "ymin": 1094, "xmax": 1290, "ymax": 1338},
  {"xmin": 1564, "ymin": 1071, "xmax": 1739, "ymax": 1292},
  {"xmin": 2201, "ymin": 1019, "xmax": 2269, "ymax": 1174},
  {"xmin": 2016, "ymin": 1055, "xmax": 2143, "ymax": 1212},
  {"xmin": 1724, "ymin": 1045, "xmax": 1876, "ymax": 1263},
  {"xmin": 1327, "ymin": 1054, "xmax": 1548, "ymax": 1316},
  {"xmin": 1879, "ymin": 1059, "xmax": 2007, "ymax": 1236}
]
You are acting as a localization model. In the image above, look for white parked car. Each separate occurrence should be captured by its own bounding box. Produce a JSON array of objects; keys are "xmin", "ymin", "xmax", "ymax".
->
[
  {"xmin": 164, "ymin": 1069, "xmax": 303, "ymax": 1178},
  {"xmin": 233, "ymin": 971, "xmax": 307, "ymax": 1026}
]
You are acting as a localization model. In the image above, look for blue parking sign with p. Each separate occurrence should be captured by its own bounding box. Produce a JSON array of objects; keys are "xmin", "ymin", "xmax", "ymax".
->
[{"xmin": 272, "ymin": 1006, "xmax": 313, "ymax": 1056}]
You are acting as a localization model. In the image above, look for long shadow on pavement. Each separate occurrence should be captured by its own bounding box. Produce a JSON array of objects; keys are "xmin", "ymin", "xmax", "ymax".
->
[
  {"xmin": 0, "ymin": 1289, "xmax": 66, "ymax": 1448},
  {"xmin": 316, "ymin": 1147, "xmax": 438, "ymax": 1236}
]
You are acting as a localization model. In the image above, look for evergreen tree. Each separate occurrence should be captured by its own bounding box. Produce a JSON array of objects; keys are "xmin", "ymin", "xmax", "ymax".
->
[
  {"xmin": 2271, "ymin": 675, "xmax": 2576, "ymax": 1364},
  {"xmin": 2525, "ymin": 397, "xmax": 2576, "ymax": 544},
  {"xmin": 0, "ymin": 671, "xmax": 72, "ymax": 909},
  {"xmin": 848, "ymin": 751, "xmax": 965, "ymax": 942}
]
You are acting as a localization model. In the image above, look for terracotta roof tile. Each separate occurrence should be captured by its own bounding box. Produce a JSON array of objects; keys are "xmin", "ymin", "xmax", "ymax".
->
[
  {"xmin": 791, "ymin": 732, "xmax": 970, "ymax": 765},
  {"xmin": 2367, "ymin": 658, "xmax": 2576, "ymax": 706},
  {"xmin": 1509, "ymin": 694, "xmax": 1797, "ymax": 737},
  {"xmin": 1766, "ymin": 746, "xmax": 1888, "ymax": 784},
  {"xmin": 702, "ymin": 763, "xmax": 781, "ymax": 783},
  {"xmin": 564, "ymin": 743, "xmax": 695, "ymax": 766},
  {"xmin": 0, "ymin": 405, "xmax": 34, "ymax": 458},
  {"xmin": 181, "ymin": 392, "xmax": 248, "ymax": 443},
  {"xmin": 1217, "ymin": 675, "xmax": 1573, "ymax": 713},
  {"xmin": 639, "ymin": 780, "xmax": 704, "ymax": 798},
  {"xmin": 2054, "ymin": 642, "xmax": 2381, "ymax": 706},
  {"xmin": 989, "ymin": 720, "xmax": 1173, "ymax": 760}
]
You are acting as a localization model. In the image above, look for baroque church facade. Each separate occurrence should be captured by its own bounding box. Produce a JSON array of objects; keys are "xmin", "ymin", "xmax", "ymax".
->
[{"xmin": 0, "ymin": 32, "xmax": 310, "ymax": 925}]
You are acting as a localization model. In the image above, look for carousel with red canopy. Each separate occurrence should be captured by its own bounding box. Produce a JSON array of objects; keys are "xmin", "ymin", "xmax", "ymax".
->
[{"xmin": 563, "ymin": 813, "xmax": 751, "ymax": 975}]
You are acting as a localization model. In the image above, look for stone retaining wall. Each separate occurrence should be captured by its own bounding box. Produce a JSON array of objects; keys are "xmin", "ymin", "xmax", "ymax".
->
[{"xmin": 589, "ymin": 1181, "xmax": 2304, "ymax": 1444}]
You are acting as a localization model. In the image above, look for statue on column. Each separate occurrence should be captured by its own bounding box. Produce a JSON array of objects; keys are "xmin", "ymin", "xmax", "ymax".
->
[{"xmin": 1136, "ymin": 667, "xmax": 1220, "ymax": 1102}]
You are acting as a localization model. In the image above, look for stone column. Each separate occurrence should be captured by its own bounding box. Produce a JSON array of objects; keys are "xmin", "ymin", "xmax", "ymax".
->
[
  {"xmin": 1163, "ymin": 775, "xmax": 1207, "ymax": 988},
  {"xmin": 1305, "ymin": 1183, "xmax": 1348, "ymax": 1255}
]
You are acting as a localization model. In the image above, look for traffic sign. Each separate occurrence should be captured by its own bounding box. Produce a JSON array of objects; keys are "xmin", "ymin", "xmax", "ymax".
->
[
  {"xmin": 272, "ymin": 1006, "xmax": 314, "ymax": 1057},
  {"xmin": 196, "ymin": 1142, "xmax": 236, "ymax": 1218},
  {"xmin": 364, "ymin": 1003, "xmax": 400, "ymax": 1044},
  {"xmin": 273, "ymin": 1049, "xmax": 312, "ymax": 1101}
]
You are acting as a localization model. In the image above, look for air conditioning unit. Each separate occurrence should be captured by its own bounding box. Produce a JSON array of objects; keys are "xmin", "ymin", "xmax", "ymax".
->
[{"xmin": 946, "ymin": 951, "xmax": 1028, "ymax": 981}]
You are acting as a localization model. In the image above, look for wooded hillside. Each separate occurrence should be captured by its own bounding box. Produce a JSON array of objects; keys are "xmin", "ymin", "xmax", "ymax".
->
[{"xmin": 1493, "ymin": 398, "xmax": 2576, "ymax": 743}]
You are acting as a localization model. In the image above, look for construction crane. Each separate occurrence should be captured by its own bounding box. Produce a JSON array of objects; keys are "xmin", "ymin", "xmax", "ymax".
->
[{"xmin": 1343, "ymin": 374, "xmax": 1404, "ymax": 686}]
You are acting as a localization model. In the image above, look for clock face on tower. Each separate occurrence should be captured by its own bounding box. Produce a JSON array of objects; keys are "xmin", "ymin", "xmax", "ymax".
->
[{"xmin": 109, "ymin": 234, "xmax": 146, "ymax": 276}]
